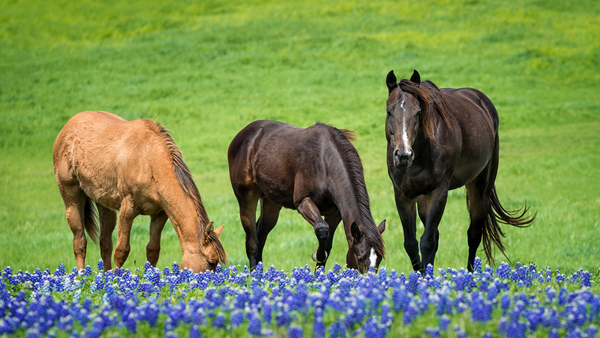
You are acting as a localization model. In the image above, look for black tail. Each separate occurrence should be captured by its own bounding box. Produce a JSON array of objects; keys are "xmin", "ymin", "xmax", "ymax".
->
[
  {"xmin": 482, "ymin": 187, "xmax": 536, "ymax": 265},
  {"xmin": 83, "ymin": 197, "xmax": 99, "ymax": 245}
]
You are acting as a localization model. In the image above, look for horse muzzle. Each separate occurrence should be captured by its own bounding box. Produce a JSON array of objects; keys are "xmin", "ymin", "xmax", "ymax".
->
[{"xmin": 393, "ymin": 148, "xmax": 414, "ymax": 169}]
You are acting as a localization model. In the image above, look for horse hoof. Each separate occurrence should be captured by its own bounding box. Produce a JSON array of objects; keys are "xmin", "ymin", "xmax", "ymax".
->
[{"xmin": 312, "ymin": 250, "xmax": 328, "ymax": 263}]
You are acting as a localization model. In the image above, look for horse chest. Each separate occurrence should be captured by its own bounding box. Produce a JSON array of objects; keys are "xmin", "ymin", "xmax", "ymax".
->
[{"xmin": 392, "ymin": 168, "xmax": 440, "ymax": 197}]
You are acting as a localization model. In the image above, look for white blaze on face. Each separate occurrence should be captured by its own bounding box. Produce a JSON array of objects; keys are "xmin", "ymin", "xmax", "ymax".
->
[
  {"xmin": 369, "ymin": 248, "xmax": 377, "ymax": 268},
  {"xmin": 400, "ymin": 98, "xmax": 410, "ymax": 153}
]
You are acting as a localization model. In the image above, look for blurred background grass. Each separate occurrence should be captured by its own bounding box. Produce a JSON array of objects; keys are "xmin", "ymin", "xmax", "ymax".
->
[{"xmin": 1, "ymin": 0, "xmax": 598, "ymax": 274}]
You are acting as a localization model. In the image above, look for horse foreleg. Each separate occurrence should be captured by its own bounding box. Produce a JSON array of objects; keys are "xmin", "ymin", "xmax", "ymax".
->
[
  {"xmin": 114, "ymin": 196, "xmax": 138, "ymax": 269},
  {"xmin": 417, "ymin": 195, "xmax": 440, "ymax": 259},
  {"xmin": 97, "ymin": 204, "xmax": 117, "ymax": 271},
  {"xmin": 256, "ymin": 197, "xmax": 282, "ymax": 264},
  {"xmin": 419, "ymin": 186, "xmax": 449, "ymax": 270},
  {"xmin": 146, "ymin": 210, "xmax": 168, "ymax": 267},
  {"xmin": 394, "ymin": 187, "xmax": 420, "ymax": 271},
  {"xmin": 297, "ymin": 197, "xmax": 329, "ymax": 269},
  {"xmin": 324, "ymin": 213, "xmax": 342, "ymax": 267}
]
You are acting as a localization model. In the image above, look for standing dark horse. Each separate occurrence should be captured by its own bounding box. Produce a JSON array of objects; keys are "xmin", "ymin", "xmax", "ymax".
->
[
  {"xmin": 53, "ymin": 111, "xmax": 227, "ymax": 273},
  {"xmin": 228, "ymin": 120, "xmax": 386, "ymax": 273},
  {"xmin": 385, "ymin": 70, "xmax": 535, "ymax": 272}
]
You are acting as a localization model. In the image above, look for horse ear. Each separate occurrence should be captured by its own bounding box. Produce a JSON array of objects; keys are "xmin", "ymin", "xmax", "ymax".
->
[
  {"xmin": 351, "ymin": 222, "xmax": 361, "ymax": 242},
  {"xmin": 410, "ymin": 69, "xmax": 421, "ymax": 87},
  {"xmin": 202, "ymin": 221, "xmax": 214, "ymax": 242},
  {"xmin": 378, "ymin": 220, "xmax": 386, "ymax": 234},
  {"xmin": 214, "ymin": 224, "xmax": 225, "ymax": 237},
  {"xmin": 386, "ymin": 70, "xmax": 398, "ymax": 93}
]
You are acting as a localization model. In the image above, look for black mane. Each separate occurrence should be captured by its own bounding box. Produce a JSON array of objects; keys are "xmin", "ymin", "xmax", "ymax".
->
[{"xmin": 316, "ymin": 122, "xmax": 385, "ymax": 258}]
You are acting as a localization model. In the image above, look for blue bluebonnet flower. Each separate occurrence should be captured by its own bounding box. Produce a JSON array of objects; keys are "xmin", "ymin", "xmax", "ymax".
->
[
  {"xmin": 439, "ymin": 315, "xmax": 450, "ymax": 331},
  {"xmin": 212, "ymin": 313, "xmax": 226, "ymax": 329},
  {"xmin": 190, "ymin": 324, "xmax": 204, "ymax": 338},
  {"xmin": 231, "ymin": 309, "xmax": 244, "ymax": 328},
  {"xmin": 328, "ymin": 322, "xmax": 346, "ymax": 338},
  {"xmin": 424, "ymin": 327, "xmax": 441, "ymax": 337},
  {"xmin": 407, "ymin": 272, "xmax": 419, "ymax": 294},
  {"xmin": 288, "ymin": 325, "xmax": 303, "ymax": 338},
  {"xmin": 247, "ymin": 311, "xmax": 263, "ymax": 336},
  {"xmin": 313, "ymin": 308, "xmax": 326, "ymax": 338}
]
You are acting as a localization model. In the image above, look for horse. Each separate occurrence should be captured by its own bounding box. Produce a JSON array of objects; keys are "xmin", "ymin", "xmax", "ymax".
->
[
  {"xmin": 385, "ymin": 70, "xmax": 535, "ymax": 272},
  {"xmin": 228, "ymin": 120, "xmax": 386, "ymax": 273},
  {"xmin": 53, "ymin": 111, "xmax": 227, "ymax": 273}
]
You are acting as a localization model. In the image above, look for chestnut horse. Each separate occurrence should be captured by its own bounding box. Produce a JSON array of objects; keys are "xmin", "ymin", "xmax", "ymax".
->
[
  {"xmin": 385, "ymin": 70, "xmax": 535, "ymax": 272},
  {"xmin": 228, "ymin": 120, "xmax": 385, "ymax": 273},
  {"xmin": 53, "ymin": 111, "xmax": 226, "ymax": 272}
]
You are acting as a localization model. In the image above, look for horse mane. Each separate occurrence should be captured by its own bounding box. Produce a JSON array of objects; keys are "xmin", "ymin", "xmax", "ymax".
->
[
  {"xmin": 151, "ymin": 122, "xmax": 227, "ymax": 264},
  {"xmin": 398, "ymin": 79, "xmax": 455, "ymax": 140},
  {"xmin": 315, "ymin": 123, "xmax": 386, "ymax": 259}
]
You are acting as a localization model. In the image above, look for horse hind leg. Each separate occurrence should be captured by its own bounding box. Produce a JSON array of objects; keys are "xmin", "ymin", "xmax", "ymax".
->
[
  {"xmin": 97, "ymin": 204, "xmax": 117, "ymax": 271},
  {"xmin": 256, "ymin": 197, "xmax": 282, "ymax": 264},
  {"xmin": 465, "ymin": 176, "xmax": 494, "ymax": 271},
  {"xmin": 58, "ymin": 184, "xmax": 98, "ymax": 270},
  {"xmin": 113, "ymin": 195, "xmax": 139, "ymax": 269},
  {"xmin": 235, "ymin": 184, "xmax": 262, "ymax": 269},
  {"xmin": 146, "ymin": 210, "xmax": 168, "ymax": 267}
]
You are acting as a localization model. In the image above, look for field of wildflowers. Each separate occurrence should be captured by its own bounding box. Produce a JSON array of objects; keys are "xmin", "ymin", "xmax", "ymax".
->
[{"xmin": 1, "ymin": 259, "xmax": 598, "ymax": 338}]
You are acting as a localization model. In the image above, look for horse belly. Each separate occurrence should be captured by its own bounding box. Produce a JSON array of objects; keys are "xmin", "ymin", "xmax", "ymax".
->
[
  {"xmin": 449, "ymin": 136, "xmax": 495, "ymax": 190},
  {"xmin": 254, "ymin": 173, "xmax": 297, "ymax": 209}
]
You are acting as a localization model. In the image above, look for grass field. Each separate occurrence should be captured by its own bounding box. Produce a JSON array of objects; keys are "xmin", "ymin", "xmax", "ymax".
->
[{"xmin": 1, "ymin": 0, "xmax": 599, "ymax": 275}]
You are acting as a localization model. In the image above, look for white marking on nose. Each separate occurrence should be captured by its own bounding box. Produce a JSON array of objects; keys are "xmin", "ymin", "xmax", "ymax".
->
[{"xmin": 369, "ymin": 248, "xmax": 377, "ymax": 268}]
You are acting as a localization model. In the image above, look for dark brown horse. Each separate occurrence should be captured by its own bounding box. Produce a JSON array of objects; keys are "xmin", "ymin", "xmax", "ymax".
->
[
  {"xmin": 228, "ymin": 120, "xmax": 386, "ymax": 273},
  {"xmin": 53, "ymin": 111, "xmax": 227, "ymax": 273},
  {"xmin": 385, "ymin": 70, "xmax": 535, "ymax": 272}
]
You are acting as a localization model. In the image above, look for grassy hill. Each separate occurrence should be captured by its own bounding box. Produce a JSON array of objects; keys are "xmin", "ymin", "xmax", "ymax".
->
[{"xmin": 1, "ymin": 0, "xmax": 599, "ymax": 274}]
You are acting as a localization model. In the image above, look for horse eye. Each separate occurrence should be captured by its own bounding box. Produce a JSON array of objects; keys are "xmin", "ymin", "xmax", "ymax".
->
[{"xmin": 208, "ymin": 261, "xmax": 217, "ymax": 268}]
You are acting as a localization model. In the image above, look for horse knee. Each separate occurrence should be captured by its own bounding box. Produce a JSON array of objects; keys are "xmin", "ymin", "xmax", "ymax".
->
[{"xmin": 314, "ymin": 223, "xmax": 329, "ymax": 241}]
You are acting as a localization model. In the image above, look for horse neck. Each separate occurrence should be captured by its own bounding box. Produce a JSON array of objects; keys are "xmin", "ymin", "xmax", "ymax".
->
[{"xmin": 329, "ymin": 162, "xmax": 374, "ymax": 231}]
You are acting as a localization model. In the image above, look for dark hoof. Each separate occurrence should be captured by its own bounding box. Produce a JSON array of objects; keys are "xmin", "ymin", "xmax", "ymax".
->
[{"xmin": 312, "ymin": 250, "xmax": 328, "ymax": 263}]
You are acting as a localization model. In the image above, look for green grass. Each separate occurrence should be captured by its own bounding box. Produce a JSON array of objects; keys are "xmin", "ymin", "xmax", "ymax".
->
[{"xmin": 1, "ymin": 0, "xmax": 599, "ymax": 275}]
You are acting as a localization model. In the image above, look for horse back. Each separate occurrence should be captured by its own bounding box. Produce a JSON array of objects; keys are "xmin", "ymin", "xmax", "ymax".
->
[
  {"xmin": 53, "ymin": 111, "xmax": 172, "ymax": 213},
  {"xmin": 229, "ymin": 120, "xmax": 337, "ymax": 210}
]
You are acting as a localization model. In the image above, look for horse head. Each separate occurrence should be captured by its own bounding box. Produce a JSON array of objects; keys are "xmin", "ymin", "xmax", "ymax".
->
[
  {"xmin": 386, "ymin": 69, "xmax": 423, "ymax": 170},
  {"xmin": 349, "ymin": 220, "xmax": 386, "ymax": 273},
  {"xmin": 200, "ymin": 222, "xmax": 227, "ymax": 271}
]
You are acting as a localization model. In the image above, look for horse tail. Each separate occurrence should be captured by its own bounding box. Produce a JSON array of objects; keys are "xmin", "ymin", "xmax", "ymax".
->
[
  {"xmin": 481, "ymin": 186, "xmax": 536, "ymax": 264},
  {"xmin": 83, "ymin": 197, "xmax": 99, "ymax": 245}
]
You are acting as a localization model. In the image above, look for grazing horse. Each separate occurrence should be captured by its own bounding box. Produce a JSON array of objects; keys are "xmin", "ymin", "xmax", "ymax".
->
[
  {"xmin": 385, "ymin": 70, "xmax": 535, "ymax": 272},
  {"xmin": 228, "ymin": 120, "xmax": 386, "ymax": 273},
  {"xmin": 53, "ymin": 111, "xmax": 227, "ymax": 273}
]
